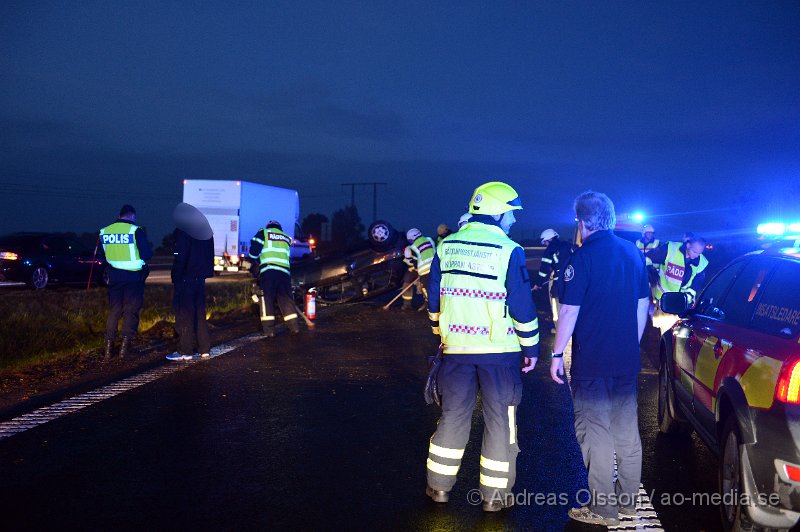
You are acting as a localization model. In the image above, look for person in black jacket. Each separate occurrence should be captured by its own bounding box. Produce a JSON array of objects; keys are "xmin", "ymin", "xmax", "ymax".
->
[
  {"xmin": 533, "ymin": 228, "xmax": 573, "ymax": 330},
  {"xmin": 167, "ymin": 203, "xmax": 215, "ymax": 361}
]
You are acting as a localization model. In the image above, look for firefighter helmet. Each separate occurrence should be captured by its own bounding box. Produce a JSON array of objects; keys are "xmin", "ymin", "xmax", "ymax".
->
[
  {"xmin": 468, "ymin": 182, "xmax": 522, "ymax": 215},
  {"xmin": 540, "ymin": 228, "xmax": 558, "ymax": 243},
  {"xmin": 406, "ymin": 228, "xmax": 422, "ymax": 242},
  {"xmin": 642, "ymin": 224, "xmax": 655, "ymax": 235}
]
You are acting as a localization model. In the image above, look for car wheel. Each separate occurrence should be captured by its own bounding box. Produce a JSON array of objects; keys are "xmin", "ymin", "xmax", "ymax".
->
[
  {"xmin": 28, "ymin": 266, "xmax": 49, "ymax": 289},
  {"xmin": 719, "ymin": 415, "xmax": 757, "ymax": 531},
  {"xmin": 367, "ymin": 220, "xmax": 398, "ymax": 252},
  {"xmin": 658, "ymin": 353, "xmax": 693, "ymax": 434}
]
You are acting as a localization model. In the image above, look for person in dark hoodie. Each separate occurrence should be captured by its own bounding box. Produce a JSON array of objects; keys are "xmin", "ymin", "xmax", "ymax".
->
[
  {"xmin": 100, "ymin": 204, "xmax": 154, "ymax": 359},
  {"xmin": 166, "ymin": 203, "xmax": 215, "ymax": 361}
]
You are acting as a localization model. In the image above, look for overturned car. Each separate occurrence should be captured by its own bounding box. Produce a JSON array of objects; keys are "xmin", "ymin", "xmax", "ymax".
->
[{"xmin": 291, "ymin": 220, "xmax": 408, "ymax": 305}]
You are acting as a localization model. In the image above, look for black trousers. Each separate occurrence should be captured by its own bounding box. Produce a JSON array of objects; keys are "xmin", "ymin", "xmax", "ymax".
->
[
  {"xmin": 105, "ymin": 279, "xmax": 145, "ymax": 340},
  {"xmin": 258, "ymin": 269, "xmax": 297, "ymax": 331},
  {"xmin": 571, "ymin": 375, "xmax": 642, "ymax": 518},
  {"xmin": 173, "ymin": 278, "xmax": 210, "ymax": 355}
]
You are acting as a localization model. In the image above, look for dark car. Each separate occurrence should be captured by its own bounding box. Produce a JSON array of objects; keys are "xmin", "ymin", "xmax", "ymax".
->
[
  {"xmin": 291, "ymin": 220, "xmax": 406, "ymax": 304},
  {"xmin": 658, "ymin": 248, "xmax": 800, "ymax": 530},
  {"xmin": 0, "ymin": 232, "xmax": 108, "ymax": 289}
]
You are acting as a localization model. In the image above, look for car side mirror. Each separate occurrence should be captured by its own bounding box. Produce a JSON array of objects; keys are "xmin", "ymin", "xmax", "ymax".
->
[{"xmin": 659, "ymin": 292, "xmax": 690, "ymax": 316}]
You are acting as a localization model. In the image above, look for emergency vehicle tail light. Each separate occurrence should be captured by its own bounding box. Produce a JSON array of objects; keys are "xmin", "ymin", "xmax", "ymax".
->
[
  {"xmin": 785, "ymin": 463, "xmax": 800, "ymax": 483},
  {"xmin": 776, "ymin": 358, "xmax": 800, "ymax": 404},
  {"xmin": 230, "ymin": 255, "xmax": 239, "ymax": 264},
  {"xmin": 0, "ymin": 252, "xmax": 18, "ymax": 260}
]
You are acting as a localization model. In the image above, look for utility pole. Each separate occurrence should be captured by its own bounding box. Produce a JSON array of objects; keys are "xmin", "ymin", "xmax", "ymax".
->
[{"xmin": 341, "ymin": 182, "xmax": 387, "ymax": 221}]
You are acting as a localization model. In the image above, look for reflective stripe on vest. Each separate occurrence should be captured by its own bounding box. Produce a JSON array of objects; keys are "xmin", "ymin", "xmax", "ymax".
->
[
  {"xmin": 652, "ymin": 241, "xmax": 708, "ymax": 302},
  {"xmin": 636, "ymin": 238, "xmax": 660, "ymax": 252},
  {"xmin": 410, "ymin": 236, "xmax": 436, "ymax": 275},
  {"xmin": 259, "ymin": 228, "xmax": 291, "ymax": 275},
  {"xmin": 437, "ymin": 223, "xmax": 520, "ymax": 354},
  {"xmin": 100, "ymin": 223, "xmax": 144, "ymax": 271}
]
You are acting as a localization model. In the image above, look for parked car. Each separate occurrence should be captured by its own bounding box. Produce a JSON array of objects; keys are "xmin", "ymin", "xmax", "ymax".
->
[
  {"xmin": 658, "ymin": 248, "xmax": 800, "ymax": 531},
  {"xmin": 0, "ymin": 232, "xmax": 108, "ymax": 289},
  {"xmin": 291, "ymin": 220, "xmax": 405, "ymax": 304}
]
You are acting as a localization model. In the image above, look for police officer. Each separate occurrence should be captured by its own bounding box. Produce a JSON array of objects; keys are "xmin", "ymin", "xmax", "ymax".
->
[
  {"xmin": 635, "ymin": 224, "xmax": 660, "ymax": 253},
  {"xmin": 533, "ymin": 228, "xmax": 573, "ymax": 330},
  {"xmin": 548, "ymin": 191, "xmax": 649, "ymax": 526},
  {"xmin": 399, "ymin": 228, "xmax": 435, "ymax": 310},
  {"xmin": 426, "ymin": 182, "xmax": 539, "ymax": 512},
  {"xmin": 646, "ymin": 235, "xmax": 709, "ymax": 306},
  {"xmin": 100, "ymin": 204, "xmax": 153, "ymax": 359},
  {"xmin": 248, "ymin": 220, "xmax": 300, "ymax": 337}
]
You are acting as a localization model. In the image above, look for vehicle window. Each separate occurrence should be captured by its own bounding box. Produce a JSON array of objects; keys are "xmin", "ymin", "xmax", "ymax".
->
[
  {"xmin": 695, "ymin": 259, "xmax": 745, "ymax": 317},
  {"xmin": 42, "ymin": 236, "xmax": 70, "ymax": 256},
  {"xmin": 716, "ymin": 258, "xmax": 775, "ymax": 327},
  {"xmin": 752, "ymin": 262, "xmax": 800, "ymax": 338}
]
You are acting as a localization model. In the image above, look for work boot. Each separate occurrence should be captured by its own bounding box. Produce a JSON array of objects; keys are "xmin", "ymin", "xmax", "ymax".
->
[
  {"xmin": 287, "ymin": 320, "xmax": 300, "ymax": 335},
  {"xmin": 263, "ymin": 326, "xmax": 276, "ymax": 338},
  {"xmin": 482, "ymin": 492, "xmax": 515, "ymax": 512},
  {"xmin": 425, "ymin": 485, "xmax": 449, "ymax": 503},
  {"xmin": 103, "ymin": 339, "xmax": 114, "ymax": 360},
  {"xmin": 119, "ymin": 336, "xmax": 137, "ymax": 358},
  {"xmin": 401, "ymin": 300, "xmax": 413, "ymax": 311}
]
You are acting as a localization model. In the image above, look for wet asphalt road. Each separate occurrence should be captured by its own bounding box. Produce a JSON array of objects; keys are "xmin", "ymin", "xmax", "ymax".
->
[{"xmin": 0, "ymin": 296, "xmax": 724, "ymax": 531}]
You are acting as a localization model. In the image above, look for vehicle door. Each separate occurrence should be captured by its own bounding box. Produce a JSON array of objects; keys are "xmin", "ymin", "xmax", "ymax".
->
[
  {"xmin": 672, "ymin": 259, "xmax": 744, "ymax": 416},
  {"xmin": 684, "ymin": 257, "xmax": 775, "ymax": 437},
  {"xmin": 65, "ymin": 237, "xmax": 98, "ymax": 283},
  {"xmin": 40, "ymin": 235, "xmax": 73, "ymax": 282}
]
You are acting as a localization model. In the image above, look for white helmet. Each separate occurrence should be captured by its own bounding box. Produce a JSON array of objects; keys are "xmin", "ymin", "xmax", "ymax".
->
[
  {"xmin": 540, "ymin": 228, "xmax": 558, "ymax": 243},
  {"xmin": 406, "ymin": 228, "xmax": 422, "ymax": 242},
  {"xmin": 642, "ymin": 224, "xmax": 655, "ymax": 235},
  {"xmin": 457, "ymin": 213, "xmax": 472, "ymax": 228}
]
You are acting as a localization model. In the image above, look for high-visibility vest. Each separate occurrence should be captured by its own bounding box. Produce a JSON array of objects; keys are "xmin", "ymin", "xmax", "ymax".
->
[
  {"xmin": 437, "ymin": 223, "xmax": 520, "ymax": 354},
  {"xmin": 636, "ymin": 238, "xmax": 660, "ymax": 253},
  {"xmin": 100, "ymin": 222, "xmax": 144, "ymax": 271},
  {"xmin": 652, "ymin": 241, "xmax": 708, "ymax": 303},
  {"xmin": 409, "ymin": 235, "xmax": 436, "ymax": 275},
  {"xmin": 258, "ymin": 228, "xmax": 292, "ymax": 275}
]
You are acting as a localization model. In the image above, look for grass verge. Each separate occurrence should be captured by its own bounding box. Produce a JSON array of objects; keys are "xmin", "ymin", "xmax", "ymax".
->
[{"xmin": 0, "ymin": 281, "xmax": 253, "ymax": 371}]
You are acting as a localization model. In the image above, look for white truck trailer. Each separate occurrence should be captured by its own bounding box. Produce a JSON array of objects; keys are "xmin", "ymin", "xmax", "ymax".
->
[{"xmin": 182, "ymin": 179, "xmax": 310, "ymax": 272}]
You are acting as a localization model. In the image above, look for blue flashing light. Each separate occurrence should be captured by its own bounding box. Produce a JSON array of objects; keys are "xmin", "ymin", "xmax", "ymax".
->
[
  {"xmin": 631, "ymin": 212, "xmax": 645, "ymax": 223},
  {"xmin": 757, "ymin": 222, "xmax": 785, "ymax": 236}
]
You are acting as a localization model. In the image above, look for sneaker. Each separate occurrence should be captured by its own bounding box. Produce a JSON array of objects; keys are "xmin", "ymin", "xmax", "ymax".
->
[
  {"xmin": 568, "ymin": 506, "xmax": 619, "ymax": 526},
  {"xmin": 618, "ymin": 506, "xmax": 637, "ymax": 517},
  {"xmin": 182, "ymin": 354, "xmax": 195, "ymax": 360},
  {"xmin": 166, "ymin": 352, "xmax": 185, "ymax": 361},
  {"xmin": 200, "ymin": 353, "xmax": 210, "ymax": 358}
]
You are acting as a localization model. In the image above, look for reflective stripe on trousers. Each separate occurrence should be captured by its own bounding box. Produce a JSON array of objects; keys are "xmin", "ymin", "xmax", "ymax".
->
[{"xmin": 426, "ymin": 358, "xmax": 522, "ymax": 498}]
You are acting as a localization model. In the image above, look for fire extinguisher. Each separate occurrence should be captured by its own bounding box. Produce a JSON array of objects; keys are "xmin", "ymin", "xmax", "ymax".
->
[{"xmin": 305, "ymin": 289, "xmax": 317, "ymax": 320}]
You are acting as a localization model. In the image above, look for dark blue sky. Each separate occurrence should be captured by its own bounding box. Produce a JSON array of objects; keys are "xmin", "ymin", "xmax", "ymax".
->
[{"xmin": 2, "ymin": 1, "xmax": 799, "ymax": 244}]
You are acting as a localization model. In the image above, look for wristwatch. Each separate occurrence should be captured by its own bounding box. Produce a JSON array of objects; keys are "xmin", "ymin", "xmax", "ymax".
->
[{"xmin": 551, "ymin": 352, "xmax": 564, "ymax": 358}]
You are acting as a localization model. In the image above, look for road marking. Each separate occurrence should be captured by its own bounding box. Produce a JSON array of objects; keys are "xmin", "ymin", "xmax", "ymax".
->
[{"xmin": 0, "ymin": 333, "xmax": 263, "ymax": 440}]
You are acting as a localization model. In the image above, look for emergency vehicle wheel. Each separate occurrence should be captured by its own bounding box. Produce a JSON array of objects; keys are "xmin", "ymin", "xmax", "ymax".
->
[
  {"xmin": 28, "ymin": 266, "xmax": 49, "ymax": 289},
  {"xmin": 658, "ymin": 353, "xmax": 692, "ymax": 434},
  {"xmin": 719, "ymin": 415, "xmax": 755, "ymax": 531}
]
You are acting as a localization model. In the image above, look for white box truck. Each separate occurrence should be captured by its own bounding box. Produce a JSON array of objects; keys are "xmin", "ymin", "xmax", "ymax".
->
[{"xmin": 182, "ymin": 179, "xmax": 310, "ymax": 272}]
